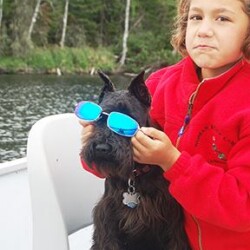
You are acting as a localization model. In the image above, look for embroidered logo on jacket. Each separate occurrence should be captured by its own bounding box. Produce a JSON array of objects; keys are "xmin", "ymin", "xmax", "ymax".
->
[{"xmin": 194, "ymin": 124, "xmax": 235, "ymax": 166}]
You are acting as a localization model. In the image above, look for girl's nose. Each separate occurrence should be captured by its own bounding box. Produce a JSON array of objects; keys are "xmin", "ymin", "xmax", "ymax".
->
[{"xmin": 197, "ymin": 19, "xmax": 213, "ymax": 37}]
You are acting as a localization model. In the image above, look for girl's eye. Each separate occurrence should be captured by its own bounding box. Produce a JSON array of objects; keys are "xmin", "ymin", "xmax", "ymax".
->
[
  {"xmin": 189, "ymin": 15, "xmax": 202, "ymax": 21},
  {"xmin": 217, "ymin": 16, "xmax": 230, "ymax": 22}
]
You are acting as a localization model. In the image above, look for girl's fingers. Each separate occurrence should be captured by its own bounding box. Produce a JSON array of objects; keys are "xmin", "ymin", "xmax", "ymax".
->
[
  {"xmin": 79, "ymin": 120, "xmax": 92, "ymax": 127},
  {"xmin": 133, "ymin": 128, "xmax": 159, "ymax": 149},
  {"xmin": 83, "ymin": 123, "xmax": 95, "ymax": 132},
  {"xmin": 131, "ymin": 130, "xmax": 148, "ymax": 152},
  {"xmin": 132, "ymin": 147, "xmax": 143, "ymax": 163},
  {"xmin": 140, "ymin": 127, "xmax": 165, "ymax": 140},
  {"xmin": 81, "ymin": 123, "xmax": 95, "ymax": 145}
]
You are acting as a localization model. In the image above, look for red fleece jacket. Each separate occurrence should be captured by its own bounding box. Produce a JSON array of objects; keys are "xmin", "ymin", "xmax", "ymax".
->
[
  {"xmin": 81, "ymin": 57, "xmax": 250, "ymax": 249},
  {"xmin": 147, "ymin": 57, "xmax": 250, "ymax": 250}
]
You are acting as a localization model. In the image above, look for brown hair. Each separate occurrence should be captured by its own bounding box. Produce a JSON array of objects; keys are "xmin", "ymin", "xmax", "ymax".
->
[{"xmin": 171, "ymin": 0, "xmax": 250, "ymax": 59}]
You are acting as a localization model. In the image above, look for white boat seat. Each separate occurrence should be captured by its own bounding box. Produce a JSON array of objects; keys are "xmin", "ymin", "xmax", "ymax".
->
[
  {"xmin": 69, "ymin": 224, "xmax": 94, "ymax": 249},
  {"xmin": 27, "ymin": 113, "xmax": 104, "ymax": 250}
]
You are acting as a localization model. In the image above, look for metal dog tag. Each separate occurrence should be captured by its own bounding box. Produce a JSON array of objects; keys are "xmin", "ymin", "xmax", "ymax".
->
[
  {"xmin": 122, "ymin": 178, "xmax": 140, "ymax": 208},
  {"xmin": 122, "ymin": 191, "xmax": 140, "ymax": 208}
]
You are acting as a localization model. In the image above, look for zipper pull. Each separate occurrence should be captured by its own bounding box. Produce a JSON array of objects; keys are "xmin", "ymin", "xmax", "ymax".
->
[
  {"xmin": 178, "ymin": 113, "xmax": 191, "ymax": 136},
  {"xmin": 178, "ymin": 126, "xmax": 185, "ymax": 136},
  {"xmin": 184, "ymin": 114, "xmax": 191, "ymax": 125}
]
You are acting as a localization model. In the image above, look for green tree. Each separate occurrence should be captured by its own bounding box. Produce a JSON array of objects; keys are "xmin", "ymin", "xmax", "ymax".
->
[{"xmin": 0, "ymin": 0, "xmax": 178, "ymax": 72}]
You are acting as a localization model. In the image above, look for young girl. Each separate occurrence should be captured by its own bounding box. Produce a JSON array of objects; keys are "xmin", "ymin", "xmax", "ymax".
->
[
  {"xmin": 132, "ymin": 0, "xmax": 250, "ymax": 249},
  {"xmin": 81, "ymin": 0, "xmax": 250, "ymax": 249}
]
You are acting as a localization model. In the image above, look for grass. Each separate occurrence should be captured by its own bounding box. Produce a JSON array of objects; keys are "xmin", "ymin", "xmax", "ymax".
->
[
  {"xmin": 0, "ymin": 46, "xmax": 116, "ymax": 74},
  {"xmin": 0, "ymin": 46, "xmax": 180, "ymax": 74}
]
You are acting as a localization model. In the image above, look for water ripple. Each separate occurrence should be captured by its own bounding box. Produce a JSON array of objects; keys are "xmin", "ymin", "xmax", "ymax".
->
[{"xmin": 0, "ymin": 74, "xmax": 130, "ymax": 163}]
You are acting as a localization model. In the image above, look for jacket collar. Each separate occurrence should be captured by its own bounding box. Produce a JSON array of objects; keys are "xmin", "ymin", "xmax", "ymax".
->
[{"xmin": 181, "ymin": 56, "xmax": 247, "ymax": 113}]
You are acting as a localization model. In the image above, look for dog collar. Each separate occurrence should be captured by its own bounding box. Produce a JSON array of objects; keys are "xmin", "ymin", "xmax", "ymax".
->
[
  {"xmin": 122, "ymin": 165, "xmax": 152, "ymax": 209},
  {"xmin": 132, "ymin": 164, "xmax": 152, "ymax": 177}
]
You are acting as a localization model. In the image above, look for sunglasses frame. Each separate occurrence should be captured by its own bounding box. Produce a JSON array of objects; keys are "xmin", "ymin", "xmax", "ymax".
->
[{"xmin": 75, "ymin": 101, "xmax": 140, "ymax": 137}]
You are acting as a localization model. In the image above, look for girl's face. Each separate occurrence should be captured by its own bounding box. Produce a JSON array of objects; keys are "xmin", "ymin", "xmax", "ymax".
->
[{"xmin": 185, "ymin": 0, "xmax": 249, "ymax": 79}]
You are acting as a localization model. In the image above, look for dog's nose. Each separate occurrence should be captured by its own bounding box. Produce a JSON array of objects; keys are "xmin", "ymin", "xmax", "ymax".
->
[{"xmin": 95, "ymin": 143, "xmax": 112, "ymax": 155}]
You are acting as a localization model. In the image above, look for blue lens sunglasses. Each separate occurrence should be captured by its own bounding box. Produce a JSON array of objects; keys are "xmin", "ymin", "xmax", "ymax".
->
[{"xmin": 74, "ymin": 101, "xmax": 140, "ymax": 137}]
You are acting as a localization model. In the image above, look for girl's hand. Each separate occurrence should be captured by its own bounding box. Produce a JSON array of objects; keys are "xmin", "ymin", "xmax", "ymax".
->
[
  {"xmin": 79, "ymin": 120, "xmax": 94, "ymax": 146},
  {"xmin": 131, "ymin": 127, "xmax": 180, "ymax": 172}
]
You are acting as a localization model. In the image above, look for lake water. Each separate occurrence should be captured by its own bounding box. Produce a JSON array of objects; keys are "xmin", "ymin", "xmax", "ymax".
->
[{"xmin": 0, "ymin": 74, "xmax": 131, "ymax": 163}]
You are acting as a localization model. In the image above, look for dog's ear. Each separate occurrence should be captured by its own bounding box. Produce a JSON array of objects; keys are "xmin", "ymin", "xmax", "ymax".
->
[
  {"xmin": 98, "ymin": 70, "xmax": 115, "ymax": 103},
  {"xmin": 128, "ymin": 71, "xmax": 151, "ymax": 107}
]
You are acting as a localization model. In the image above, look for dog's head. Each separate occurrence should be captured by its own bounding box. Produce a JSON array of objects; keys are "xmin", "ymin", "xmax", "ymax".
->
[{"xmin": 81, "ymin": 71, "xmax": 151, "ymax": 179}]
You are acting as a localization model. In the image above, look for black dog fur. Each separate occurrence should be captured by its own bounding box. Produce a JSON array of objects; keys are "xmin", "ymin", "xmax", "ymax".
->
[{"xmin": 80, "ymin": 71, "xmax": 191, "ymax": 250}]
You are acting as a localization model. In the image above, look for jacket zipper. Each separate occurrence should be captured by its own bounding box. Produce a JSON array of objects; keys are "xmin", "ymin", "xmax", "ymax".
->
[
  {"xmin": 175, "ymin": 80, "xmax": 205, "ymax": 250},
  {"xmin": 192, "ymin": 215, "xmax": 204, "ymax": 250},
  {"xmin": 176, "ymin": 80, "xmax": 204, "ymax": 148}
]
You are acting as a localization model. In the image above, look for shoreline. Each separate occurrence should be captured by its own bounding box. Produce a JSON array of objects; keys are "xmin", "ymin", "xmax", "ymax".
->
[{"xmin": 0, "ymin": 47, "xmax": 179, "ymax": 77}]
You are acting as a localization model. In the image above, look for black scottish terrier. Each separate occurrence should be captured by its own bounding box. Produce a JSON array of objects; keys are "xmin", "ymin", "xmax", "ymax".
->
[{"xmin": 81, "ymin": 71, "xmax": 191, "ymax": 250}]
